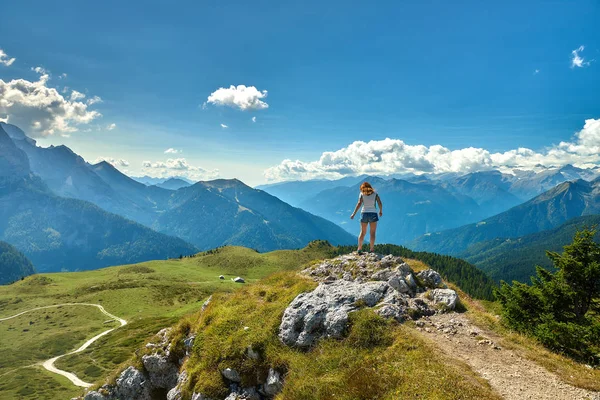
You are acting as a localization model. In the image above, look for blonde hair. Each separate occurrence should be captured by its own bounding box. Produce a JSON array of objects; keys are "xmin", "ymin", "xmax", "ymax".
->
[{"xmin": 360, "ymin": 181, "xmax": 375, "ymax": 195}]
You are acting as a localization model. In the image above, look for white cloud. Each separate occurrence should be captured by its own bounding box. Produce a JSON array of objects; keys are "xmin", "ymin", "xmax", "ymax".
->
[
  {"xmin": 205, "ymin": 85, "xmax": 269, "ymax": 111},
  {"xmin": 70, "ymin": 90, "xmax": 85, "ymax": 101},
  {"xmin": 93, "ymin": 157, "xmax": 130, "ymax": 168},
  {"xmin": 164, "ymin": 148, "xmax": 180, "ymax": 154},
  {"xmin": 31, "ymin": 66, "xmax": 47, "ymax": 75},
  {"xmin": 142, "ymin": 158, "xmax": 219, "ymax": 181},
  {"xmin": 86, "ymin": 95, "xmax": 103, "ymax": 105},
  {"xmin": 221, "ymin": 123, "xmax": 228, "ymax": 128},
  {"xmin": 571, "ymin": 45, "xmax": 592, "ymax": 68},
  {"xmin": 252, "ymin": 116, "xmax": 257, "ymax": 123},
  {"xmin": 0, "ymin": 73, "xmax": 102, "ymax": 136},
  {"xmin": 0, "ymin": 49, "xmax": 16, "ymax": 67},
  {"xmin": 534, "ymin": 69, "xmax": 540, "ymax": 75},
  {"xmin": 264, "ymin": 118, "xmax": 600, "ymax": 182},
  {"xmin": 107, "ymin": 123, "xmax": 116, "ymax": 131},
  {"xmin": 59, "ymin": 73, "xmax": 67, "ymax": 79}
]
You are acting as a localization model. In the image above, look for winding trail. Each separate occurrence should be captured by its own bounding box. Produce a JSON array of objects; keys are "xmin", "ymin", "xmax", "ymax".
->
[{"xmin": 0, "ymin": 303, "xmax": 127, "ymax": 388}]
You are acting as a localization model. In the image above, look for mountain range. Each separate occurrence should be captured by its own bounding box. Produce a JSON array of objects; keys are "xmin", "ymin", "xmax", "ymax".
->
[
  {"xmin": 0, "ymin": 123, "xmax": 354, "ymax": 273},
  {"xmin": 410, "ymin": 178, "xmax": 600, "ymax": 257}
]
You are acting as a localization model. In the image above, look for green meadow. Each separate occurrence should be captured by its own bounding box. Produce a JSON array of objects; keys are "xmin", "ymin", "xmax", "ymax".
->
[{"xmin": 0, "ymin": 243, "xmax": 333, "ymax": 399}]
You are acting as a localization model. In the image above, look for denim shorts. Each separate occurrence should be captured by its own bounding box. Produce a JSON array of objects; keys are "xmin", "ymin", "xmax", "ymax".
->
[{"xmin": 360, "ymin": 212, "xmax": 379, "ymax": 223}]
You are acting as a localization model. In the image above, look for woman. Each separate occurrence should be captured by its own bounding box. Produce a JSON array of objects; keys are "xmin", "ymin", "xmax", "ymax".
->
[{"xmin": 350, "ymin": 182, "xmax": 383, "ymax": 253}]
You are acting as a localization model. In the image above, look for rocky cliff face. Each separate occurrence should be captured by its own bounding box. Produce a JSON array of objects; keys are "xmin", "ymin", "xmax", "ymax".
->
[{"xmin": 81, "ymin": 253, "xmax": 459, "ymax": 400}]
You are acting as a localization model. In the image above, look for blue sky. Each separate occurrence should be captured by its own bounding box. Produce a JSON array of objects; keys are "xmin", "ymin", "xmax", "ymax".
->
[{"xmin": 0, "ymin": 0, "xmax": 599, "ymax": 185}]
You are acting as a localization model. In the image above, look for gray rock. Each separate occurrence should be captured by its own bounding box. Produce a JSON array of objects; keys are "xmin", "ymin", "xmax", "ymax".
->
[
  {"xmin": 263, "ymin": 368, "xmax": 284, "ymax": 397},
  {"xmin": 417, "ymin": 269, "xmax": 444, "ymax": 288},
  {"xmin": 219, "ymin": 275, "xmax": 225, "ymax": 280},
  {"xmin": 191, "ymin": 393, "xmax": 213, "ymax": 400},
  {"xmin": 202, "ymin": 295, "xmax": 212, "ymax": 311},
  {"xmin": 222, "ymin": 368, "xmax": 242, "ymax": 382},
  {"xmin": 233, "ymin": 277, "xmax": 245, "ymax": 283},
  {"xmin": 83, "ymin": 392, "xmax": 108, "ymax": 400},
  {"xmin": 387, "ymin": 274, "xmax": 411, "ymax": 294},
  {"xmin": 395, "ymin": 262, "xmax": 412, "ymax": 275},
  {"xmin": 247, "ymin": 345, "xmax": 260, "ymax": 360},
  {"xmin": 279, "ymin": 280, "xmax": 388, "ymax": 348},
  {"xmin": 370, "ymin": 268, "xmax": 392, "ymax": 281},
  {"xmin": 115, "ymin": 366, "xmax": 151, "ymax": 400},
  {"xmin": 431, "ymin": 288, "xmax": 458, "ymax": 310},
  {"xmin": 375, "ymin": 303, "xmax": 406, "ymax": 322},
  {"xmin": 167, "ymin": 370, "xmax": 188, "ymax": 400},
  {"xmin": 142, "ymin": 353, "xmax": 179, "ymax": 389},
  {"xmin": 405, "ymin": 273, "xmax": 417, "ymax": 289},
  {"xmin": 184, "ymin": 335, "xmax": 195, "ymax": 355},
  {"xmin": 407, "ymin": 298, "xmax": 434, "ymax": 318}
]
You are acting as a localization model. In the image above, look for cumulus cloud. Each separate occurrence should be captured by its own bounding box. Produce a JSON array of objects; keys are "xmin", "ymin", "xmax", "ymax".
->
[
  {"xmin": 0, "ymin": 49, "xmax": 15, "ymax": 67},
  {"xmin": 32, "ymin": 66, "xmax": 47, "ymax": 75},
  {"xmin": 571, "ymin": 46, "xmax": 592, "ymax": 68},
  {"xmin": 107, "ymin": 123, "xmax": 116, "ymax": 131},
  {"xmin": 205, "ymin": 85, "xmax": 269, "ymax": 111},
  {"xmin": 87, "ymin": 96, "xmax": 102, "ymax": 105},
  {"xmin": 264, "ymin": 118, "xmax": 600, "ymax": 182},
  {"xmin": 93, "ymin": 157, "xmax": 130, "ymax": 168},
  {"xmin": 70, "ymin": 90, "xmax": 85, "ymax": 101},
  {"xmin": 164, "ymin": 148, "xmax": 180, "ymax": 154},
  {"xmin": 0, "ymin": 72, "xmax": 102, "ymax": 136},
  {"xmin": 221, "ymin": 123, "xmax": 228, "ymax": 128},
  {"xmin": 252, "ymin": 116, "xmax": 257, "ymax": 123},
  {"xmin": 142, "ymin": 158, "xmax": 219, "ymax": 181}
]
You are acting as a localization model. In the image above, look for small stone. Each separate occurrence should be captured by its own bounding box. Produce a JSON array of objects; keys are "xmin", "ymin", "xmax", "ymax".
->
[
  {"xmin": 219, "ymin": 275, "xmax": 225, "ymax": 280},
  {"xmin": 221, "ymin": 368, "xmax": 242, "ymax": 383},
  {"xmin": 263, "ymin": 368, "xmax": 284, "ymax": 397},
  {"xmin": 233, "ymin": 277, "xmax": 245, "ymax": 283}
]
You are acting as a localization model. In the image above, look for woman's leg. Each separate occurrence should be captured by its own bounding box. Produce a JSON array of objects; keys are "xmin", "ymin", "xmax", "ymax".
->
[
  {"xmin": 358, "ymin": 222, "xmax": 368, "ymax": 251},
  {"xmin": 369, "ymin": 221, "xmax": 378, "ymax": 252}
]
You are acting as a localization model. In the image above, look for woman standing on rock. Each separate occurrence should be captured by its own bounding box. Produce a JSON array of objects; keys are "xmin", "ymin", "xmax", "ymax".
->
[{"xmin": 350, "ymin": 182, "xmax": 383, "ymax": 253}]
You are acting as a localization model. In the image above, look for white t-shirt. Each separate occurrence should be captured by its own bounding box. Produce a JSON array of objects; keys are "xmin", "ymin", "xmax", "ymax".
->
[{"xmin": 359, "ymin": 191, "xmax": 378, "ymax": 213}]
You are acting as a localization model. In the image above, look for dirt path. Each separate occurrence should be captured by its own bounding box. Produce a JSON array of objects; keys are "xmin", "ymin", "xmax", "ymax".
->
[
  {"xmin": 0, "ymin": 303, "xmax": 127, "ymax": 388},
  {"xmin": 415, "ymin": 313, "xmax": 599, "ymax": 400}
]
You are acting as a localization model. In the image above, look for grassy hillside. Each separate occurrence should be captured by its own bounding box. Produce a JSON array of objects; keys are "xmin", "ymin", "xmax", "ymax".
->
[
  {"xmin": 177, "ymin": 273, "xmax": 501, "ymax": 400},
  {"xmin": 460, "ymin": 215, "xmax": 600, "ymax": 283},
  {"xmin": 0, "ymin": 240, "xmax": 35, "ymax": 284},
  {"xmin": 0, "ymin": 243, "xmax": 333, "ymax": 399}
]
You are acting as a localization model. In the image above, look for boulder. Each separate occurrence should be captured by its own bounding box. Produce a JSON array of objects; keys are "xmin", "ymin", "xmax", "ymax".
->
[
  {"xmin": 115, "ymin": 366, "xmax": 151, "ymax": 400},
  {"xmin": 142, "ymin": 353, "xmax": 179, "ymax": 389},
  {"xmin": 370, "ymin": 269, "xmax": 393, "ymax": 281},
  {"xmin": 263, "ymin": 368, "xmax": 284, "ymax": 397},
  {"xmin": 166, "ymin": 371, "xmax": 188, "ymax": 400},
  {"xmin": 405, "ymin": 273, "xmax": 417, "ymax": 290},
  {"xmin": 279, "ymin": 280, "xmax": 388, "ymax": 348},
  {"xmin": 83, "ymin": 392, "xmax": 108, "ymax": 400},
  {"xmin": 219, "ymin": 275, "xmax": 225, "ymax": 280},
  {"xmin": 233, "ymin": 277, "xmax": 245, "ymax": 283},
  {"xmin": 417, "ymin": 269, "xmax": 444, "ymax": 288},
  {"xmin": 431, "ymin": 288, "xmax": 458, "ymax": 310},
  {"xmin": 387, "ymin": 274, "xmax": 411, "ymax": 294},
  {"xmin": 222, "ymin": 368, "xmax": 242, "ymax": 382}
]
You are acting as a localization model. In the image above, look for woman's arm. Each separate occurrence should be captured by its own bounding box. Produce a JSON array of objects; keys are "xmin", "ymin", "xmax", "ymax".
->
[
  {"xmin": 350, "ymin": 197, "xmax": 363, "ymax": 219},
  {"xmin": 376, "ymin": 194, "xmax": 383, "ymax": 216}
]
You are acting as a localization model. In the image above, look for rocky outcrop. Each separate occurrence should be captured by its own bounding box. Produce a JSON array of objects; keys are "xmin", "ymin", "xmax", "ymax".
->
[
  {"xmin": 280, "ymin": 252, "xmax": 459, "ymax": 348},
  {"xmin": 279, "ymin": 280, "xmax": 388, "ymax": 347},
  {"xmin": 83, "ymin": 328, "xmax": 185, "ymax": 400}
]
